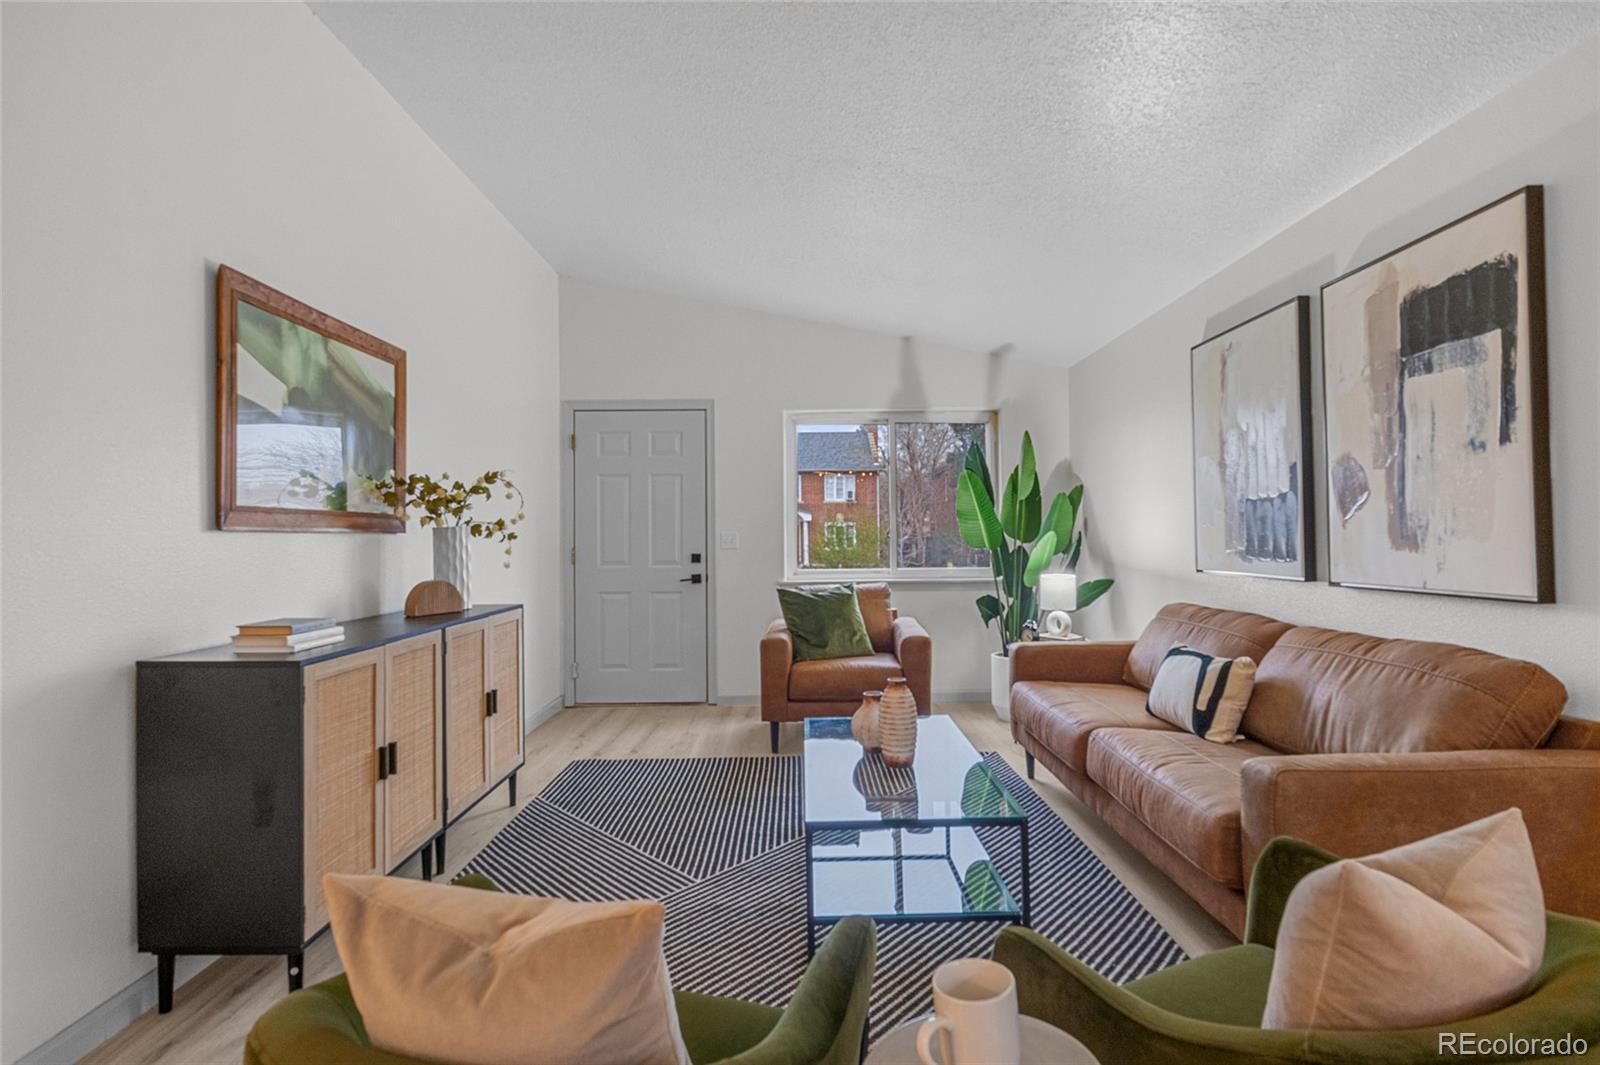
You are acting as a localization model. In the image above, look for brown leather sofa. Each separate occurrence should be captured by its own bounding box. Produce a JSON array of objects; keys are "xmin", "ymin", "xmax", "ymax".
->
[
  {"xmin": 1010, "ymin": 602, "xmax": 1600, "ymax": 937},
  {"xmin": 761, "ymin": 583, "xmax": 932, "ymax": 752}
]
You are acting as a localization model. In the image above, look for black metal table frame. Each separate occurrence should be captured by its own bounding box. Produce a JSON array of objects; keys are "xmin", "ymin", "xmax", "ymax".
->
[{"xmin": 802, "ymin": 812, "xmax": 1032, "ymax": 956}]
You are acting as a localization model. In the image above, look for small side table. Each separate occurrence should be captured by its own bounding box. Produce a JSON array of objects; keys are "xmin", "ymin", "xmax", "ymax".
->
[{"xmin": 864, "ymin": 1013, "xmax": 1099, "ymax": 1064}]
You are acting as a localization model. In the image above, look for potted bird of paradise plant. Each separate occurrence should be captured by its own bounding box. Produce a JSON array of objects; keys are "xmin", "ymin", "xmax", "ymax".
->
[{"xmin": 955, "ymin": 432, "xmax": 1112, "ymax": 719}]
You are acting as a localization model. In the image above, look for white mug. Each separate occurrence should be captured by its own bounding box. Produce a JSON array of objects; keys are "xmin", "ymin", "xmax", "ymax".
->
[{"xmin": 915, "ymin": 958, "xmax": 1021, "ymax": 1065}]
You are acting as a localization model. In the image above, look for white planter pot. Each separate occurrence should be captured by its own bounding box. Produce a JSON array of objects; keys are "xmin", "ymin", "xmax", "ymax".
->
[
  {"xmin": 991, "ymin": 651, "xmax": 1012, "ymax": 721},
  {"xmin": 432, "ymin": 526, "xmax": 472, "ymax": 608}
]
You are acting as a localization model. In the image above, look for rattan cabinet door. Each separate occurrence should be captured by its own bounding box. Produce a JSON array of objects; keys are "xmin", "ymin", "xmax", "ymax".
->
[
  {"xmin": 489, "ymin": 611, "xmax": 524, "ymax": 779},
  {"xmin": 303, "ymin": 650, "xmax": 384, "ymax": 939},
  {"xmin": 445, "ymin": 620, "xmax": 492, "ymax": 812},
  {"xmin": 384, "ymin": 633, "xmax": 443, "ymax": 868}
]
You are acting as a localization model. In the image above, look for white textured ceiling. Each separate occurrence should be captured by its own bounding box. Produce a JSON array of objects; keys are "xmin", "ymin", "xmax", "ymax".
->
[{"xmin": 312, "ymin": 2, "xmax": 1599, "ymax": 364}]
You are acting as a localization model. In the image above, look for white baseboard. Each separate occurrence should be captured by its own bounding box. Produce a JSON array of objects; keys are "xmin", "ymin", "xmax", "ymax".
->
[
  {"xmin": 16, "ymin": 954, "xmax": 211, "ymax": 1065},
  {"xmin": 525, "ymin": 692, "xmax": 565, "ymax": 734},
  {"xmin": 716, "ymin": 690, "xmax": 993, "ymax": 708}
]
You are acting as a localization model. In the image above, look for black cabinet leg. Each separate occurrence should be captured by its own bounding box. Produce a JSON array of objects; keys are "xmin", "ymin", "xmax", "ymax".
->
[
  {"xmin": 287, "ymin": 953, "xmax": 303, "ymax": 993},
  {"xmin": 156, "ymin": 953, "xmax": 175, "ymax": 1014},
  {"xmin": 769, "ymin": 722, "xmax": 779, "ymax": 753},
  {"xmin": 1025, "ymin": 751, "xmax": 1036, "ymax": 779},
  {"xmin": 421, "ymin": 842, "xmax": 434, "ymax": 880},
  {"xmin": 508, "ymin": 770, "xmax": 518, "ymax": 806},
  {"xmin": 435, "ymin": 833, "xmax": 446, "ymax": 870}
]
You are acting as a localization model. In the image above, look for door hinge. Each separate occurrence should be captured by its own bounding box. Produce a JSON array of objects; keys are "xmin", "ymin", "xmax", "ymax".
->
[
  {"xmin": 568, "ymin": 433, "xmax": 576, "ymax": 450},
  {"xmin": 570, "ymin": 547, "xmax": 576, "ymax": 565},
  {"xmin": 570, "ymin": 661, "xmax": 579, "ymax": 679}
]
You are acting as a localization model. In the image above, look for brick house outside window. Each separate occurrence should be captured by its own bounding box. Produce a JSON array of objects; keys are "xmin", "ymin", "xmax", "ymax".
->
[{"xmin": 795, "ymin": 429, "xmax": 883, "ymax": 567}]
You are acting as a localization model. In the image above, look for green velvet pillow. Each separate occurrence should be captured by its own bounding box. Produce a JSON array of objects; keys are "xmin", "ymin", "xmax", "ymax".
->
[{"xmin": 778, "ymin": 584, "xmax": 875, "ymax": 662}]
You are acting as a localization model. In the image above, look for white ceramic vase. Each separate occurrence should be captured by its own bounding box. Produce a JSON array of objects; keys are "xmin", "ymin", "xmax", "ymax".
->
[
  {"xmin": 878, "ymin": 677, "xmax": 919, "ymax": 767},
  {"xmin": 991, "ymin": 651, "xmax": 1012, "ymax": 722},
  {"xmin": 432, "ymin": 525, "xmax": 472, "ymax": 608}
]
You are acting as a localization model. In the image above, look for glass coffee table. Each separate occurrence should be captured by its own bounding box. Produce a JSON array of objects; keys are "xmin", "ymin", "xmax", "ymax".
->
[{"xmin": 802, "ymin": 715, "xmax": 1031, "ymax": 955}]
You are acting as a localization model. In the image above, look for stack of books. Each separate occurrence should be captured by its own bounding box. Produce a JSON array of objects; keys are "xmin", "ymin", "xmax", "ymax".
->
[{"xmin": 232, "ymin": 617, "xmax": 345, "ymax": 655}]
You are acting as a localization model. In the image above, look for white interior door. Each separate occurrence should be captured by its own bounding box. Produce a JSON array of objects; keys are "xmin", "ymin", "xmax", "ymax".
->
[{"xmin": 573, "ymin": 409, "xmax": 709, "ymax": 703}]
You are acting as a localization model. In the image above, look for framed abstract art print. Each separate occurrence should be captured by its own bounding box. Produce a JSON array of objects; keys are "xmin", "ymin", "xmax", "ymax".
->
[
  {"xmin": 1191, "ymin": 295, "xmax": 1314, "ymax": 580},
  {"xmin": 216, "ymin": 266, "xmax": 407, "ymax": 532},
  {"xmin": 1319, "ymin": 187, "xmax": 1552, "ymax": 601}
]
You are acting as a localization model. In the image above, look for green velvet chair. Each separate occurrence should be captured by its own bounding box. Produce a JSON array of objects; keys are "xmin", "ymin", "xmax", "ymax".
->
[
  {"xmin": 994, "ymin": 838, "xmax": 1600, "ymax": 1065},
  {"xmin": 245, "ymin": 875, "xmax": 876, "ymax": 1065}
]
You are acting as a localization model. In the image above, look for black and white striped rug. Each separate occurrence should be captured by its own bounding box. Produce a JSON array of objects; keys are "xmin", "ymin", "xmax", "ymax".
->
[{"xmin": 464, "ymin": 754, "xmax": 1186, "ymax": 1036}]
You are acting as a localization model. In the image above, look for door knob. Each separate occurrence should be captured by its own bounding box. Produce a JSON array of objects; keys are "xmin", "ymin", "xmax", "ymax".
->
[{"xmin": 679, "ymin": 574, "xmax": 703, "ymax": 584}]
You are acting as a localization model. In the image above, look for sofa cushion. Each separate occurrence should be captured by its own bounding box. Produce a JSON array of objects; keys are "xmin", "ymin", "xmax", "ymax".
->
[
  {"xmin": 1124, "ymin": 603, "xmax": 1293, "ymax": 691},
  {"xmin": 1263, "ymin": 809, "xmax": 1545, "ymax": 1031},
  {"xmin": 789, "ymin": 653, "xmax": 903, "ymax": 702},
  {"xmin": 323, "ymin": 874, "xmax": 690, "ymax": 1065},
  {"xmin": 855, "ymin": 583, "xmax": 895, "ymax": 653},
  {"xmin": 797, "ymin": 581, "xmax": 894, "ymax": 653},
  {"xmin": 1012, "ymin": 681, "xmax": 1177, "ymax": 773},
  {"xmin": 777, "ymin": 584, "xmax": 874, "ymax": 662},
  {"xmin": 1247, "ymin": 626, "xmax": 1568, "ymax": 755},
  {"xmin": 1087, "ymin": 728, "xmax": 1278, "ymax": 888}
]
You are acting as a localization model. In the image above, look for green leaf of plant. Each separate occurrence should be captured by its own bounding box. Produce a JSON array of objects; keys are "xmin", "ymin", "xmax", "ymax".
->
[
  {"xmin": 999, "ymin": 469, "xmax": 1022, "ymax": 540},
  {"xmin": 1066, "ymin": 530, "xmax": 1083, "ymax": 569},
  {"xmin": 1043, "ymin": 488, "xmax": 1079, "ymax": 555},
  {"xmin": 963, "ymin": 440, "xmax": 994, "ymax": 507},
  {"xmin": 956, "ymin": 470, "xmax": 1004, "ymax": 551},
  {"xmin": 1019, "ymin": 431, "xmax": 1037, "ymax": 497},
  {"xmin": 975, "ymin": 594, "xmax": 1002, "ymax": 626},
  {"xmin": 1023, "ymin": 531, "xmax": 1057, "ymax": 587},
  {"xmin": 1019, "ymin": 481, "xmax": 1043, "ymax": 543},
  {"xmin": 1077, "ymin": 577, "xmax": 1114, "ymax": 610}
]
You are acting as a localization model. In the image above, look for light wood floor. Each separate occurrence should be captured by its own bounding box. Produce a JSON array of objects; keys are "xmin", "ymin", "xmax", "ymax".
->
[{"xmin": 85, "ymin": 702, "xmax": 1232, "ymax": 1065}]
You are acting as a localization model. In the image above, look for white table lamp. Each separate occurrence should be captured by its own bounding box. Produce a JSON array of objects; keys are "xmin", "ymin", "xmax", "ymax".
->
[{"xmin": 1038, "ymin": 572, "xmax": 1078, "ymax": 637}]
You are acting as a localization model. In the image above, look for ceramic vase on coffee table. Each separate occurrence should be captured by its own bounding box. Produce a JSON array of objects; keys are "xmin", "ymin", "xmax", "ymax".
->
[
  {"xmin": 851, "ymin": 690, "xmax": 883, "ymax": 750},
  {"xmin": 878, "ymin": 677, "xmax": 918, "ymax": 767}
]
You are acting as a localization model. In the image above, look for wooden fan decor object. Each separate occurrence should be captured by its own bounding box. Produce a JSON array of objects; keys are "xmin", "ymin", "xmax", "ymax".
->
[{"xmin": 405, "ymin": 580, "xmax": 466, "ymax": 618}]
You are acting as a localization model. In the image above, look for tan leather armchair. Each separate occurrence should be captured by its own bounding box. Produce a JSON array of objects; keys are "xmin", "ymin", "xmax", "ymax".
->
[{"xmin": 761, "ymin": 583, "xmax": 932, "ymax": 752}]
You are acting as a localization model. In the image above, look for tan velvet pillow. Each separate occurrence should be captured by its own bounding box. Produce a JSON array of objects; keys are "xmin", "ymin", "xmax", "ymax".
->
[
  {"xmin": 324, "ymin": 875, "xmax": 690, "ymax": 1065},
  {"xmin": 1263, "ymin": 809, "xmax": 1545, "ymax": 1031}
]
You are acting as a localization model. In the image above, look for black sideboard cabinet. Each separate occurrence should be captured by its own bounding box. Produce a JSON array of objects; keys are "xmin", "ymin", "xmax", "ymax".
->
[{"xmin": 136, "ymin": 604, "xmax": 524, "ymax": 1012}]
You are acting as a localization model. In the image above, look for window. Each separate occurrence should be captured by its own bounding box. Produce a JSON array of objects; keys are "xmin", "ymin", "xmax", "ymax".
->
[
  {"xmin": 823, "ymin": 521, "xmax": 858, "ymax": 548},
  {"xmin": 787, "ymin": 412, "xmax": 995, "ymax": 579}
]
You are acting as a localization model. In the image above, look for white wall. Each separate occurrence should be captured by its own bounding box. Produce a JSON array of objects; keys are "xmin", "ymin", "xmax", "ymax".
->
[
  {"xmin": 1068, "ymin": 37, "xmax": 1600, "ymax": 720},
  {"xmin": 0, "ymin": 5, "xmax": 562, "ymax": 1060},
  {"xmin": 560, "ymin": 278, "xmax": 1079, "ymax": 701}
]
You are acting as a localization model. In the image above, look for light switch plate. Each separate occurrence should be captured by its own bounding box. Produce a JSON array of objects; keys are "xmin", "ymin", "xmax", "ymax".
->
[{"xmin": 718, "ymin": 531, "xmax": 740, "ymax": 549}]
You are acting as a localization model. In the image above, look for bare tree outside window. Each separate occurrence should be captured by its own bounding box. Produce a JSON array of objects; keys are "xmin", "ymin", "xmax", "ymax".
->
[{"xmin": 896, "ymin": 421, "xmax": 990, "ymax": 569}]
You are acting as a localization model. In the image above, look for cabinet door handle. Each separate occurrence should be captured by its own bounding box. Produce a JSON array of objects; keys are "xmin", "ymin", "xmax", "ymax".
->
[
  {"xmin": 486, "ymin": 689, "xmax": 498, "ymax": 717},
  {"xmin": 387, "ymin": 741, "xmax": 398, "ymax": 776},
  {"xmin": 377, "ymin": 747, "xmax": 389, "ymax": 781}
]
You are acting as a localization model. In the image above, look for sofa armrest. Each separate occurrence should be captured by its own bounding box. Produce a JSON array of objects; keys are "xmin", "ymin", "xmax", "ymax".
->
[
  {"xmin": 1240, "ymin": 748, "xmax": 1600, "ymax": 921},
  {"xmin": 1010, "ymin": 640, "xmax": 1134, "ymax": 684},
  {"xmin": 760, "ymin": 619, "xmax": 793, "ymax": 721},
  {"xmin": 893, "ymin": 616, "xmax": 933, "ymax": 715}
]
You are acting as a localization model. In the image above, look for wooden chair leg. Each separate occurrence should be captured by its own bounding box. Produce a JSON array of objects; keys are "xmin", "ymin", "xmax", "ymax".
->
[
  {"xmin": 1026, "ymin": 752, "xmax": 1036, "ymax": 779},
  {"xmin": 770, "ymin": 722, "xmax": 779, "ymax": 753}
]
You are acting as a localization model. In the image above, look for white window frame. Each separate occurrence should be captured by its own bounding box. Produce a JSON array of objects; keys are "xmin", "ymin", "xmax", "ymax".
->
[
  {"xmin": 784, "ymin": 409, "xmax": 998, "ymax": 582},
  {"xmin": 822, "ymin": 473, "xmax": 857, "ymax": 503}
]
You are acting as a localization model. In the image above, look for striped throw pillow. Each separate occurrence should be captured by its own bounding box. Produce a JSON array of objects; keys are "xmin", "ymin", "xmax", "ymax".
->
[{"xmin": 1145, "ymin": 645, "xmax": 1257, "ymax": 743}]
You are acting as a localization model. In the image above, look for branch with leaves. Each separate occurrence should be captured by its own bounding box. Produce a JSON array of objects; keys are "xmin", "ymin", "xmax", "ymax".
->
[
  {"xmin": 370, "ymin": 470, "xmax": 526, "ymax": 568},
  {"xmin": 954, "ymin": 432, "xmax": 1112, "ymax": 656}
]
